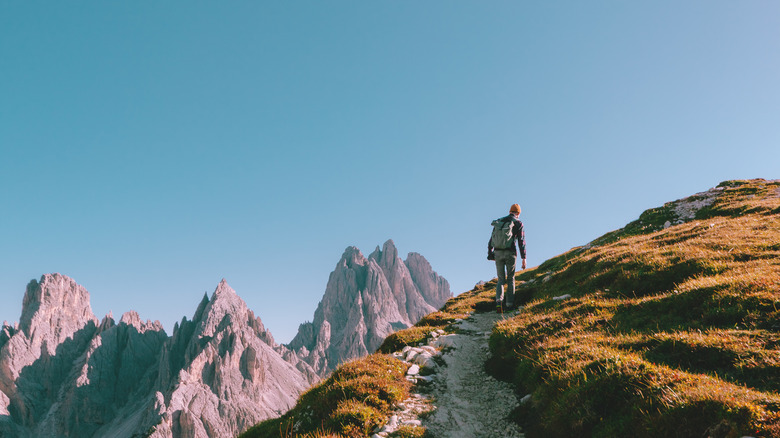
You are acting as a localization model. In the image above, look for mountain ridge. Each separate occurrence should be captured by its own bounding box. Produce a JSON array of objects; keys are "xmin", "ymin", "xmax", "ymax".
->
[
  {"xmin": 0, "ymin": 241, "xmax": 449, "ymax": 438},
  {"xmin": 0, "ymin": 274, "xmax": 318, "ymax": 437},
  {"xmin": 288, "ymin": 239, "xmax": 451, "ymax": 375}
]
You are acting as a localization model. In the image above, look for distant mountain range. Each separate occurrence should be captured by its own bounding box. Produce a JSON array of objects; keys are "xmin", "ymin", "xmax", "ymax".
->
[
  {"xmin": 0, "ymin": 240, "xmax": 450, "ymax": 438},
  {"xmin": 289, "ymin": 240, "xmax": 451, "ymax": 375}
]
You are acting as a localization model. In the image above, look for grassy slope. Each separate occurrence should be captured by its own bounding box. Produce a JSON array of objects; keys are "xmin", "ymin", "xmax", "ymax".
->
[
  {"xmin": 238, "ymin": 354, "xmax": 412, "ymax": 438},
  {"xmin": 242, "ymin": 178, "xmax": 780, "ymax": 438},
  {"xmin": 492, "ymin": 179, "xmax": 780, "ymax": 437},
  {"xmin": 238, "ymin": 279, "xmax": 497, "ymax": 438}
]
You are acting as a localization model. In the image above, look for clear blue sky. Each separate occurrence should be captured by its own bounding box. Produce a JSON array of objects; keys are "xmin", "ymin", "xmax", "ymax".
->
[{"xmin": 2, "ymin": 2, "xmax": 778, "ymax": 343}]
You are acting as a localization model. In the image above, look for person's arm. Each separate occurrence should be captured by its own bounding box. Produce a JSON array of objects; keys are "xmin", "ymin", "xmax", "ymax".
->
[{"xmin": 516, "ymin": 220, "xmax": 527, "ymax": 268}]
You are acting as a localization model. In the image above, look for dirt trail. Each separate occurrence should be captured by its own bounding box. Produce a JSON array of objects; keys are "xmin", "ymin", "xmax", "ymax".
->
[{"xmin": 420, "ymin": 311, "xmax": 525, "ymax": 438}]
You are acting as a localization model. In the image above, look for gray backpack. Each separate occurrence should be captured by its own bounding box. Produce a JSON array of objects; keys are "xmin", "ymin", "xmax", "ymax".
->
[{"xmin": 491, "ymin": 217, "xmax": 515, "ymax": 250}]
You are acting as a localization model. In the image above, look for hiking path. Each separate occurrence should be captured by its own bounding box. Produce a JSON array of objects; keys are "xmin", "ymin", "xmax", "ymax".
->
[{"xmin": 383, "ymin": 311, "xmax": 525, "ymax": 438}]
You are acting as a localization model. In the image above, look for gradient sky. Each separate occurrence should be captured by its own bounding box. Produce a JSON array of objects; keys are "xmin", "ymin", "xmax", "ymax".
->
[{"xmin": 2, "ymin": 2, "xmax": 778, "ymax": 343}]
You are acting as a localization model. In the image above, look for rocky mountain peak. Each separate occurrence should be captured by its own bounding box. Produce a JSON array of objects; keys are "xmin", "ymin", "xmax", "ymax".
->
[
  {"xmin": 340, "ymin": 246, "xmax": 367, "ymax": 268},
  {"xmin": 20, "ymin": 274, "xmax": 94, "ymax": 328},
  {"xmin": 192, "ymin": 291, "xmax": 210, "ymax": 323},
  {"xmin": 1, "ymin": 274, "xmax": 316, "ymax": 438},
  {"xmin": 17, "ymin": 273, "xmax": 97, "ymax": 355},
  {"xmin": 98, "ymin": 312, "xmax": 116, "ymax": 332},
  {"xmin": 368, "ymin": 239, "xmax": 398, "ymax": 265},
  {"xmin": 405, "ymin": 252, "xmax": 451, "ymax": 310},
  {"xmin": 381, "ymin": 239, "xmax": 399, "ymax": 261},
  {"xmin": 119, "ymin": 310, "xmax": 164, "ymax": 333},
  {"xmin": 214, "ymin": 278, "xmax": 234, "ymax": 297},
  {"xmin": 145, "ymin": 278, "xmax": 314, "ymax": 438},
  {"xmin": 196, "ymin": 279, "xmax": 248, "ymax": 338},
  {"xmin": 291, "ymin": 241, "xmax": 452, "ymax": 375},
  {"xmin": 119, "ymin": 310, "xmax": 142, "ymax": 327}
]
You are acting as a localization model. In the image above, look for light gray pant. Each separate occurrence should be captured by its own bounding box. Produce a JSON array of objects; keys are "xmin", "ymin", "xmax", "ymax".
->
[{"xmin": 495, "ymin": 249, "xmax": 517, "ymax": 306}]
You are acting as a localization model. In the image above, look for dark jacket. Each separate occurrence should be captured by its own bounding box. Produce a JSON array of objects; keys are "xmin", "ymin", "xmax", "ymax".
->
[{"xmin": 488, "ymin": 215, "xmax": 527, "ymax": 259}]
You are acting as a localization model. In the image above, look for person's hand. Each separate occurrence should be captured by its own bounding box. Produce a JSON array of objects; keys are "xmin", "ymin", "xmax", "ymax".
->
[{"xmin": 522, "ymin": 258, "xmax": 527, "ymax": 270}]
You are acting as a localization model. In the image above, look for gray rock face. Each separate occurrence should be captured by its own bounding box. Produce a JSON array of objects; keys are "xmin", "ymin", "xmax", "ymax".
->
[
  {"xmin": 144, "ymin": 280, "xmax": 315, "ymax": 438},
  {"xmin": 0, "ymin": 274, "xmax": 100, "ymax": 434},
  {"xmin": 0, "ymin": 244, "xmax": 449, "ymax": 436},
  {"xmin": 0, "ymin": 274, "xmax": 317, "ymax": 438},
  {"xmin": 34, "ymin": 310, "xmax": 168, "ymax": 438},
  {"xmin": 405, "ymin": 252, "xmax": 451, "ymax": 311},
  {"xmin": 290, "ymin": 240, "xmax": 452, "ymax": 375}
]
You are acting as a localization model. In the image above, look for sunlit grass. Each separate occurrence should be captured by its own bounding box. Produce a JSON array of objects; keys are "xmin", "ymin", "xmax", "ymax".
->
[
  {"xmin": 491, "ymin": 179, "xmax": 780, "ymax": 437},
  {"xmin": 239, "ymin": 265, "xmax": 500, "ymax": 437},
  {"xmin": 238, "ymin": 354, "xmax": 411, "ymax": 438},
  {"xmin": 241, "ymin": 179, "xmax": 780, "ymax": 437}
]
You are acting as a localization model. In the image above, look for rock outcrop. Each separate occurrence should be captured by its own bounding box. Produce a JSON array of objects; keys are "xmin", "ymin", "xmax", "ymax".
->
[
  {"xmin": 289, "ymin": 240, "xmax": 451, "ymax": 375},
  {"xmin": 0, "ymin": 274, "xmax": 316, "ymax": 438},
  {"xmin": 0, "ymin": 274, "xmax": 100, "ymax": 437},
  {"xmin": 0, "ymin": 242, "xmax": 449, "ymax": 436},
  {"xmin": 144, "ymin": 279, "xmax": 315, "ymax": 438}
]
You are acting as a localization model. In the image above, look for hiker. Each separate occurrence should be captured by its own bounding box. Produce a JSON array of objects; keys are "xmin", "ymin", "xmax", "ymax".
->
[{"xmin": 488, "ymin": 204, "xmax": 527, "ymax": 311}]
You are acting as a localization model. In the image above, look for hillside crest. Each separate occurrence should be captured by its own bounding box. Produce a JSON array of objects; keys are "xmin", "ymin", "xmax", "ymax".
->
[{"xmin": 241, "ymin": 178, "xmax": 780, "ymax": 438}]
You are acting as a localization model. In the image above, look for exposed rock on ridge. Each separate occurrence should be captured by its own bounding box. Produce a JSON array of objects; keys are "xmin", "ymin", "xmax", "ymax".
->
[
  {"xmin": 145, "ymin": 279, "xmax": 315, "ymax": 438},
  {"xmin": 0, "ymin": 243, "xmax": 449, "ymax": 436},
  {"xmin": 290, "ymin": 240, "xmax": 451, "ymax": 375},
  {"xmin": 0, "ymin": 274, "xmax": 316, "ymax": 438},
  {"xmin": 0, "ymin": 274, "xmax": 100, "ymax": 435}
]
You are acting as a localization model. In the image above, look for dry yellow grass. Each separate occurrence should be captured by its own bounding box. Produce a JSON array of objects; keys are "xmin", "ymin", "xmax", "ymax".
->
[
  {"xmin": 491, "ymin": 179, "xmax": 780, "ymax": 437},
  {"xmin": 240, "ymin": 179, "xmax": 780, "ymax": 438},
  {"xmin": 239, "ymin": 354, "xmax": 411, "ymax": 438}
]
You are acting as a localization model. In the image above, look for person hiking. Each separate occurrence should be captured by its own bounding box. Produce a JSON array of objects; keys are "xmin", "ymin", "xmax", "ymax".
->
[{"xmin": 488, "ymin": 204, "xmax": 527, "ymax": 312}]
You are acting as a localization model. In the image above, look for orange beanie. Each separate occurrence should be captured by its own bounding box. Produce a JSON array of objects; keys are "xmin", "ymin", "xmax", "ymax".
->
[{"xmin": 510, "ymin": 204, "xmax": 521, "ymax": 214}]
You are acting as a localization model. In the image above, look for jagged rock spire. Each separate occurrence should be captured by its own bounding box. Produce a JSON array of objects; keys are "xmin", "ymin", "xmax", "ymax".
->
[
  {"xmin": 290, "ymin": 241, "xmax": 452, "ymax": 375},
  {"xmin": 147, "ymin": 278, "xmax": 315, "ymax": 438},
  {"xmin": 18, "ymin": 273, "xmax": 97, "ymax": 350},
  {"xmin": 0, "ymin": 274, "xmax": 316, "ymax": 438}
]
